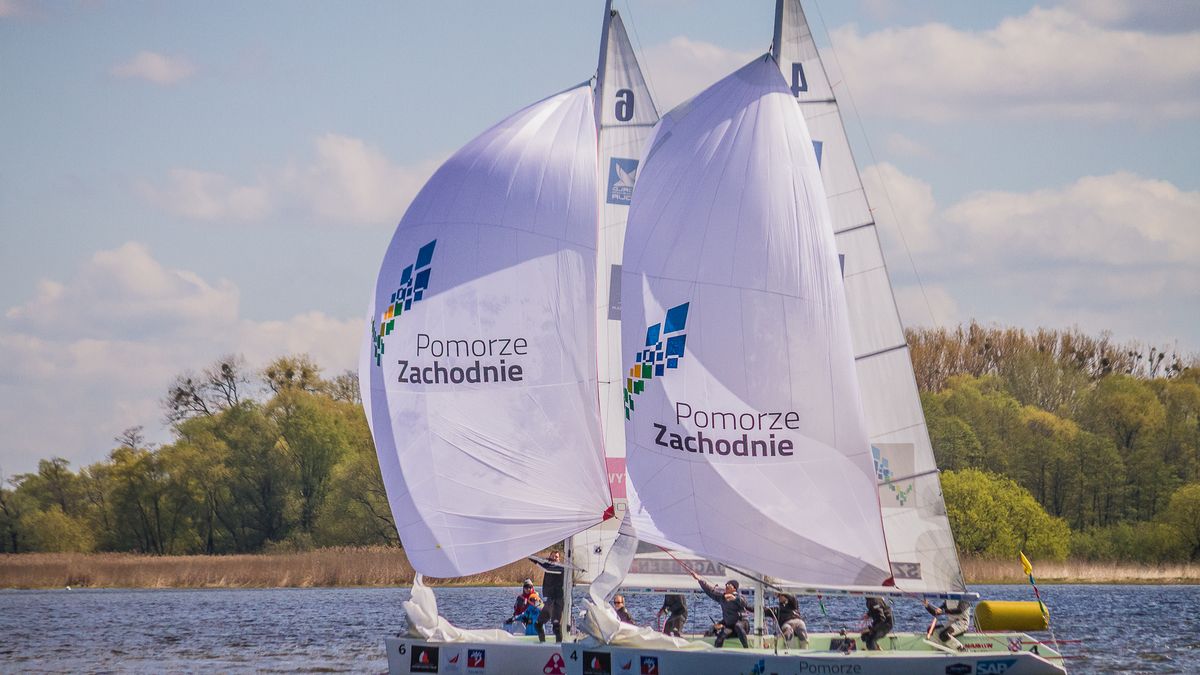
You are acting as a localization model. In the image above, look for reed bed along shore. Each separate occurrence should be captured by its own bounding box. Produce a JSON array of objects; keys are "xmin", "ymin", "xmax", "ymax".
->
[
  {"xmin": 0, "ymin": 547, "xmax": 547, "ymax": 590},
  {"xmin": 1, "ymin": 549, "xmax": 1197, "ymax": 589},
  {"xmin": 961, "ymin": 557, "xmax": 1200, "ymax": 584}
]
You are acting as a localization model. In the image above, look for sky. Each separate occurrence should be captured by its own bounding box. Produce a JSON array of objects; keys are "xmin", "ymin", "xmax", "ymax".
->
[{"xmin": 1, "ymin": 0, "xmax": 1198, "ymax": 476}]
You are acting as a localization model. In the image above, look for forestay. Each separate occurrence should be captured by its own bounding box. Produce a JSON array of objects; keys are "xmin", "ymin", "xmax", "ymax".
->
[
  {"xmin": 620, "ymin": 55, "xmax": 891, "ymax": 588},
  {"xmin": 773, "ymin": 0, "xmax": 967, "ymax": 595},
  {"xmin": 360, "ymin": 84, "xmax": 611, "ymax": 578}
]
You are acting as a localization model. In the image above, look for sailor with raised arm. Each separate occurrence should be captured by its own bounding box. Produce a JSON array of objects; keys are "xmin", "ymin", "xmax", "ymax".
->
[
  {"xmin": 530, "ymin": 550, "xmax": 566, "ymax": 643},
  {"xmin": 689, "ymin": 569, "xmax": 753, "ymax": 648}
]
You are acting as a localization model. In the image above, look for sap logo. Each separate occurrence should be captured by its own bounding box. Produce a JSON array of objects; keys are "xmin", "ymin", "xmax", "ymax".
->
[
  {"xmin": 977, "ymin": 659, "xmax": 1018, "ymax": 674},
  {"xmin": 467, "ymin": 648, "xmax": 486, "ymax": 670},
  {"xmin": 640, "ymin": 655, "xmax": 659, "ymax": 674},
  {"xmin": 944, "ymin": 664, "xmax": 972, "ymax": 675}
]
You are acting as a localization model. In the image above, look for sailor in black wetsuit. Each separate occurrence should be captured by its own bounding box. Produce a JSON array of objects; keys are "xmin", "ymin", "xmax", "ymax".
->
[
  {"xmin": 861, "ymin": 596, "xmax": 893, "ymax": 650},
  {"xmin": 531, "ymin": 550, "xmax": 565, "ymax": 643},
  {"xmin": 689, "ymin": 570, "xmax": 752, "ymax": 648},
  {"xmin": 657, "ymin": 593, "xmax": 687, "ymax": 636}
]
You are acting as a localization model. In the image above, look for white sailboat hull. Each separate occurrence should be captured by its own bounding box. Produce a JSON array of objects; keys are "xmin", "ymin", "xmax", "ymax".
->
[{"xmin": 385, "ymin": 633, "xmax": 1066, "ymax": 674}]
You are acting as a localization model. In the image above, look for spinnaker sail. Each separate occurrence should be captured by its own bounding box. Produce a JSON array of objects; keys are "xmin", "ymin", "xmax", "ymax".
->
[
  {"xmin": 360, "ymin": 83, "xmax": 611, "ymax": 578},
  {"xmin": 773, "ymin": 0, "xmax": 967, "ymax": 595},
  {"xmin": 619, "ymin": 55, "xmax": 892, "ymax": 588}
]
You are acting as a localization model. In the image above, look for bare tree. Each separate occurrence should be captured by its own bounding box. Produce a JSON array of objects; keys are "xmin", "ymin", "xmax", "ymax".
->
[{"xmin": 163, "ymin": 354, "xmax": 251, "ymax": 423}]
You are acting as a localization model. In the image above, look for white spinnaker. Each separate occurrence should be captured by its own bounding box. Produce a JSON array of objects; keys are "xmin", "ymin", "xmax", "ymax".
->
[
  {"xmin": 573, "ymin": 5, "xmax": 661, "ymax": 585},
  {"xmin": 620, "ymin": 56, "xmax": 891, "ymax": 588},
  {"xmin": 773, "ymin": 0, "xmax": 966, "ymax": 595},
  {"xmin": 360, "ymin": 84, "xmax": 610, "ymax": 578}
]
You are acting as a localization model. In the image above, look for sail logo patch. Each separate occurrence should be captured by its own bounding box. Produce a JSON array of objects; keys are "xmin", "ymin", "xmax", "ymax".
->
[
  {"xmin": 373, "ymin": 239, "xmax": 437, "ymax": 366},
  {"xmin": 607, "ymin": 157, "xmax": 639, "ymax": 205},
  {"xmin": 582, "ymin": 650, "xmax": 611, "ymax": 675},
  {"xmin": 624, "ymin": 302, "xmax": 689, "ymax": 418},
  {"xmin": 873, "ymin": 443, "xmax": 916, "ymax": 507},
  {"xmin": 410, "ymin": 644, "xmax": 439, "ymax": 672}
]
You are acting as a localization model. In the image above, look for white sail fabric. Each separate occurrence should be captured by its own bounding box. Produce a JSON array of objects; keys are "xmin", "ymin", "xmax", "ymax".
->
[
  {"xmin": 773, "ymin": 0, "xmax": 966, "ymax": 595},
  {"xmin": 403, "ymin": 575, "xmax": 519, "ymax": 643},
  {"xmin": 620, "ymin": 56, "xmax": 891, "ymax": 588},
  {"xmin": 360, "ymin": 84, "xmax": 611, "ymax": 578},
  {"xmin": 574, "ymin": 5, "xmax": 662, "ymax": 586}
]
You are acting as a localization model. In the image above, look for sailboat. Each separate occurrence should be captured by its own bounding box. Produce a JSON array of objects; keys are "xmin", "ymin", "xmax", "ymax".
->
[{"xmin": 363, "ymin": 3, "xmax": 1067, "ymax": 674}]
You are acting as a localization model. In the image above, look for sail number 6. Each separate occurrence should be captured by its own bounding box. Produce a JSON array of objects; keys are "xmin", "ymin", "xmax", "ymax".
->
[{"xmin": 615, "ymin": 89, "xmax": 635, "ymax": 121}]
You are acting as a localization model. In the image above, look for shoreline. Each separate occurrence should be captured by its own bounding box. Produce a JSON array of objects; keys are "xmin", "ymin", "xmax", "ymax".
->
[{"xmin": 1, "ymin": 548, "xmax": 1196, "ymax": 589}]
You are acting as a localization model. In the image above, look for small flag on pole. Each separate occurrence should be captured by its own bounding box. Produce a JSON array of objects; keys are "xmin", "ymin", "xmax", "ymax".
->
[{"xmin": 1020, "ymin": 550, "xmax": 1048, "ymax": 622}]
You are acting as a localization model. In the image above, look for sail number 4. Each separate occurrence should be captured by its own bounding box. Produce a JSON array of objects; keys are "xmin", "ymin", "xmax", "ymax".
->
[{"xmin": 615, "ymin": 89, "xmax": 635, "ymax": 121}]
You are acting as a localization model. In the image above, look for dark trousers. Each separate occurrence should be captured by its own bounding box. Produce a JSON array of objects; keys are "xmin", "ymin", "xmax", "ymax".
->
[
  {"xmin": 536, "ymin": 597, "xmax": 563, "ymax": 643},
  {"xmin": 714, "ymin": 621, "xmax": 749, "ymax": 648},
  {"xmin": 861, "ymin": 622, "xmax": 892, "ymax": 650},
  {"xmin": 663, "ymin": 613, "xmax": 686, "ymax": 637}
]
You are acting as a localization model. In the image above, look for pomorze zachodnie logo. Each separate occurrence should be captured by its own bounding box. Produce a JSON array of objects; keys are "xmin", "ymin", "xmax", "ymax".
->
[
  {"xmin": 624, "ymin": 302, "xmax": 690, "ymax": 419},
  {"xmin": 372, "ymin": 239, "xmax": 437, "ymax": 366}
]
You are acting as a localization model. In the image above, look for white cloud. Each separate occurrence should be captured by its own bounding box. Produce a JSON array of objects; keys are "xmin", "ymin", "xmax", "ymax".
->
[
  {"xmin": 0, "ymin": 243, "xmax": 359, "ymax": 475},
  {"xmin": 137, "ymin": 169, "xmax": 272, "ymax": 222},
  {"xmin": 138, "ymin": 134, "xmax": 439, "ymax": 227},
  {"xmin": 281, "ymin": 133, "xmax": 440, "ymax": 226},
  {"xmin": 1063, "ymin": 0, "xmax": 1200, "ymax": 33},
  {"xmin": 863, "ymin": 165, "xmax": 1200, "ymax": 348},
  {"xmin": 829, "ymin": 7, "xmax": 1200, "ymax": 121},
  {"xmin": 883, "ymin": 133, "xmax": 933, "ymax": 159},
  {"xmin": 111, "ymin": 51, "xmax": 196, "ymax": 85}
]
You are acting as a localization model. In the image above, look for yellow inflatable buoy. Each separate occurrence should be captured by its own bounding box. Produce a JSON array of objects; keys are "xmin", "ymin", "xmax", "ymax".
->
[{"xmin": 974, "ymin": 600, "xmax": 1048, "ymax": 631}]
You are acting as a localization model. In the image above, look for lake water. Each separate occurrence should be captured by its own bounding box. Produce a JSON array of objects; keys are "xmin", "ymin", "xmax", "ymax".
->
[{"xmin": 1, "ymin": 584, "xmax": 1197, "ymax": 673}]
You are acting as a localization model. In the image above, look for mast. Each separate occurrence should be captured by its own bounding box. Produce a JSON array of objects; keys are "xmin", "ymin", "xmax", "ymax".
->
[
  {"xmin": 771, "ymin": 0, "xmax": 968, "ymax": 595},
  {"xmin": 572, "ymin": 0, "xmax": 661, "ymax": 590}
]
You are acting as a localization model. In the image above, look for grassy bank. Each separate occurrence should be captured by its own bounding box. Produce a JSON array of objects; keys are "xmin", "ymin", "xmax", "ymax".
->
[{"xmin": 2, "ymin": 549, "xmax": 1197, "ymax": 589}]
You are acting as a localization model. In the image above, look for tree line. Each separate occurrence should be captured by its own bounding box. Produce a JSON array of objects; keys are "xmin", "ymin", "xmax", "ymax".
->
[
  {"xmin": 2, "ymin": 323, "xmax": 1198, "ymax": 565},
  {"xmin": 0, "ymin": 356, "xmax": 396, "ymax": 554}
]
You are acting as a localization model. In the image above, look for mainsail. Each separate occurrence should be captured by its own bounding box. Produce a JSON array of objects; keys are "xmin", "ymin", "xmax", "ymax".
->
[
  {"xmin": 619, "ymin": 55, "xmax": 892, "ymax": 588},
  {"xmin": 360, "ymin": 83, "xmax": 611, "ymax": 578},
  {"xmin": 772, "ymin": 0, "xmax": 967, "ymax": 595}
]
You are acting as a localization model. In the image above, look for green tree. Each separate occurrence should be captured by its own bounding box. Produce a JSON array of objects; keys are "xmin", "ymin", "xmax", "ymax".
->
[
  {"xmin": 268, "ymin": 390, "xmax": 349, "ymax": 536},
  {"xmin": 22, "ymin": 504, "xmax": 94, "ymax": 552},
  {"xmin": 1164, "ymin": 483, "xmax": 1200, "ymax": 559},
  {"xmin": 942, "ymin": 468, "xmax": 1070, "ymax": 560}
]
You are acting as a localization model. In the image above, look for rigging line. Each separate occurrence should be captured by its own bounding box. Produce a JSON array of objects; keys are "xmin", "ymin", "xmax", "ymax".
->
[
  {"xmin": 810, "ymin": 0, "xmax": 941, "ymax": 331},
  {"xmin": 621, "ymin": 0, "xmax": 661, "ymax": 108}
]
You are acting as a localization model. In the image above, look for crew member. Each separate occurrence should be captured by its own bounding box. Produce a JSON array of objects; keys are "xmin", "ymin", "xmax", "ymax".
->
[
  {"xmin": 924, "ymin": 598, "xmax": 971, "ymax": 651},
  {"xmin": 531, "ymin": 550, "xmax": 566, "ymax": 643},
  {"xmin": 657, "ymin": 593, "xmax": 687, "ymax": 637},
  {"xmin": 766, "ymin": 592, "xmax": 808, "ymax": 649},
  {"xmin": 504, "ymin": 580, "xmax": 542, "ymax": 635},
  {"xmin": 690, "ymin": 570, "xmax": 752, "ymax": 648},
  {"xmin": 613, "ymin": 594, "xmax": 634, "ymax": 624},
  {"xmin": 861, "ymin": 596, "xmax": 893, "ymax": 650}
]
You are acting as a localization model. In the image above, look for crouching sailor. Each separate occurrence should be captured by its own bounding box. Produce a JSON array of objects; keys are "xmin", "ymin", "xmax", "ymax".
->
[
  {"xmin": 924, "ymin": 598, "xmax": 971, "ymax": 651},
  {"xmin": 690, "ymin": 569, "xmax": 752, "ymax": 648},
  {"xmin": 504, "ymin": 579, "xmax": 543, "ymax": 635}
]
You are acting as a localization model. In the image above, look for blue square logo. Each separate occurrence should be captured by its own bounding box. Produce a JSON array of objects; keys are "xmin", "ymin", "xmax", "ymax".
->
[{"xmin": 607, "ymin": 157, "xmax": 639, "ymax": 205}]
